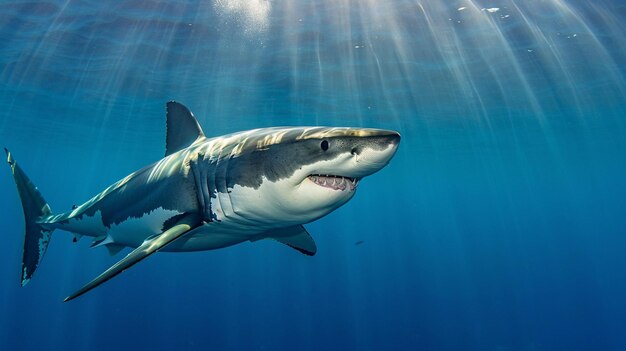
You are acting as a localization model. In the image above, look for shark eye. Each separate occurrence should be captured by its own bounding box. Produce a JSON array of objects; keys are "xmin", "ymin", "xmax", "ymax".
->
[{"xmin": 320, "ymin": 140, "xmax": 329, "ymax": 151}]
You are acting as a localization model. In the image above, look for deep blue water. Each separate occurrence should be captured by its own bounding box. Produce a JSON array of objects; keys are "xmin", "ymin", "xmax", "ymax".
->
[{"xmin": 1, "ymin": 1, "xmax": 626, "ymax": 350}]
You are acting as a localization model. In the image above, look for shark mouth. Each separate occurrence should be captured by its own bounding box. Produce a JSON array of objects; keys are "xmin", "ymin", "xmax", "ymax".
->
[{"xmin": 307, "ymin": 174, "xmax": 359, "ymax": 191}]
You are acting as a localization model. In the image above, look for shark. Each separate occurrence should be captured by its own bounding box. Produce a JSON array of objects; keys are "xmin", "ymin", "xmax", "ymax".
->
[{"xmin": 5, "ymin": 101, "xmax": 400, "ymax": 301}]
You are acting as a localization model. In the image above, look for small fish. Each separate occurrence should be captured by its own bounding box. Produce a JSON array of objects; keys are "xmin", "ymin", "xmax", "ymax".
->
[{"xmin": 354, "ymin": 240, "xmax": 365, "ymax": 246}]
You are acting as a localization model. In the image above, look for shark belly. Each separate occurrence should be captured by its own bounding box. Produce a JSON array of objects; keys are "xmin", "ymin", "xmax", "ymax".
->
[
  {"xmin": 50, "ymin": 208, "xmax": 185, "ymax": 247},
  {"xmin": 163, "ymin": 186, "xmax": 279, "ymax": 252},
  {"xmin": 105, "ymin": 208, "xmax": 185, "ymax": 247},
  {"xmin": 51, "ymin": 206, "xmax": 257, "ymax": 252},
  {"xmin": 162, "ymin": 223, "xmax": 250, "ymax": 252}
]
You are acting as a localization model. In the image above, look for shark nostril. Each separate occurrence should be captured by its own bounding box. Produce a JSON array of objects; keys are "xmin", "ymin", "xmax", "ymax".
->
[{"xmin": 351, "ymin": 147, "xmax": 359, "ymax": 155}]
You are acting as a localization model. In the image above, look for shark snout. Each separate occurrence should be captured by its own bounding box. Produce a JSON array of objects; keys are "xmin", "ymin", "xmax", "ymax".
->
[
  {"xmin": 389, "ymin": 131, "xmax": 401, "ymax": 146},
  {"xmin": 351, "ymin": 129, "xmax": 400, "ymax": 178},
  {"xmin": 374, "ymin": 129, "xmax": 401, "ymax": 149}
]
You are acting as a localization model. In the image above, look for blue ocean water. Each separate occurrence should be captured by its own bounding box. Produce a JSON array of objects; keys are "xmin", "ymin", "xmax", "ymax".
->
[{"xmin": 1, "ymin": 0, "xmax": 625, "ymax": 350}]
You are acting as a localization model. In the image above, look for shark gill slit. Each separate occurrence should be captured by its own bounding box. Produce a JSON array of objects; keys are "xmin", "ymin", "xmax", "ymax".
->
[
  {"xmin": 190, "ymin": 158, "xmax": 207, "ymax": 222},
  {"xmin": 216, "ymin": 146, "xmax": 233, "ymax": 219},
  {"xmin": 213, "ymin": 149, "xmax": 227, "ymax": 221},
  {"xmin": 224, "ymin": 153, "xmax": 237, "ymax": 218},
  {"xmin": 206, "ymin": 154, "xmax": 219, "ymax": 222},
  {"xmin": 199, "ymin": 158, "xmax": 213, "ymax": 222}
]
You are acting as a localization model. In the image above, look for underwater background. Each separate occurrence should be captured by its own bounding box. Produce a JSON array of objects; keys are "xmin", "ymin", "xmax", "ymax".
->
[{"xmin": 1, "ymin": 0, "xmax": 625, "ymax": 350}]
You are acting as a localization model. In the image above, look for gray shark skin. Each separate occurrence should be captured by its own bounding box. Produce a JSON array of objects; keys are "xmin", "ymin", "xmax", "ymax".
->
[{"xmin": 5, "ymin": 101, "xmax": 400, "ymax": 301}]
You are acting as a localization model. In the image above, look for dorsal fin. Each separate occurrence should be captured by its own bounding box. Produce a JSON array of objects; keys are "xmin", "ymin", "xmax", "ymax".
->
[{"xmin": 165, "ymin": 101, "xmax": 205, "ymax": 156}]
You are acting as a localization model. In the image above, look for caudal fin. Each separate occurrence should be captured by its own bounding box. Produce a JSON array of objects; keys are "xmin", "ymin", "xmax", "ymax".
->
[{"xmin": 5, "ymin": 148, "xmax": 54, "ymax": 286}]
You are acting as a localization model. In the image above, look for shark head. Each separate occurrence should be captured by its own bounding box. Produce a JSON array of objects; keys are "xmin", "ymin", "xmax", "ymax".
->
[
  {"xmin": 214, "ymin": 127, "xmax": 401, "ymax": 225},
  {"xmin": 162, "ymin": 102, "xmax": 401, "ymax": 227}
]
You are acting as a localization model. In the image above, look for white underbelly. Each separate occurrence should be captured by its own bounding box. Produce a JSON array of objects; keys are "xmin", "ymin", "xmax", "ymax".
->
[
  {"xmin": 62, "ymin": 207, "xmax": 269, "ymax": 252},
  {"xmin": 107, "ymin": 208, "xmax": 184, "ymax": 247},
  {"xmin": 109, "ymin": 212, "xmax": 266, "ymax": 252},
  {"xmin": 161, "ymin": 221, "xmax": 262, "ymax": 252}
]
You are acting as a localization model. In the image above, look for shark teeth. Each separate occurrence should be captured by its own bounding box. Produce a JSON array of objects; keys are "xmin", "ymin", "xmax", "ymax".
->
[{"xmin": 307, "ymin": 174, "xmax": 358, "ymax": 191}]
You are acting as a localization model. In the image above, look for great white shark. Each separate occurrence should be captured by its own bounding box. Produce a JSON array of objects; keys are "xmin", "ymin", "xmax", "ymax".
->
[{"xmin": 5, "ymin": 101, "xmax": 400, "ymax": 301}]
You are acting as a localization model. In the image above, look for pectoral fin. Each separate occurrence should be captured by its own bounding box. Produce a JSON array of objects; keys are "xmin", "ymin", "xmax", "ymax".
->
[
  {"xmin": 268, "ymin": 225, "xmax": 317, "ymax": 256},
  {"xmin": 64, "ymin": 218, "xmax": 198, "ymax": 302}
]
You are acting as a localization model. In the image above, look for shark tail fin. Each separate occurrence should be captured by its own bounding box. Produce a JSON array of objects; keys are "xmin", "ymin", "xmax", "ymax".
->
[{"xmin": 5, "ymin": 148, "xmax": 54, "ymax": 286}]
